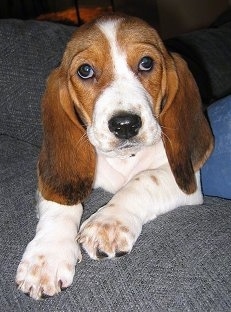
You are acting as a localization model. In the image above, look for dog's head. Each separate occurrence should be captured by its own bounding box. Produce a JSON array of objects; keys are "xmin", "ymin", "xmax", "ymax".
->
[{"xmin": 39, "ymin": 15, "xmax": 213, "ymax": 204}]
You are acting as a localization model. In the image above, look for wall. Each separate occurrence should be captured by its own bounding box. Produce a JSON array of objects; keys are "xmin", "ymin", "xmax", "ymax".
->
[
  {"xmin": 0, "ymin": 0, "xmax": 73, "ymax": 19},
  {"xmin": 157, "ymin": 0, "xmax": 229, "ymax": 38},
  {"xmin": 114, "ymin": 0, "xmax": 159, "ymax": 28}
]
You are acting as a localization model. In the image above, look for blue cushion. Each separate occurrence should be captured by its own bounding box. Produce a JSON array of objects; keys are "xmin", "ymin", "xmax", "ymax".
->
[{"xmin": 201, "ymin": 95, "xmax": 231, "ymax": 199}]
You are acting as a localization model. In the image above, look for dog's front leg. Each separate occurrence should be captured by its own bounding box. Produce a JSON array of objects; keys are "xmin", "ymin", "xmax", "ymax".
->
[
  {"xmin": 16, "ymin": 194, "xmax": 83, "ymax": 299},
  {"xmin": 78, "ymin": 165, "xmax": 202, "ymax": 260}
]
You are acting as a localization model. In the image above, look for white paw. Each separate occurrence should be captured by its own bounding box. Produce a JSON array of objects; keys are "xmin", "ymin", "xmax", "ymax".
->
[
  {"xmin": 77, "ymin": 207, "xmax": 142, "ymax": 260},
  {"xmin": 16, "ymin": 237, "xmax": 81, "ymax": 300}
]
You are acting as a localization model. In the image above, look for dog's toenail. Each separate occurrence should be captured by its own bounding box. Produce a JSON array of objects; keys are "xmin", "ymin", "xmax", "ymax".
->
[
  {"xmin": 115, "ymin": 251, "xmax": 128, "ymax": 258},
  {"xmin": 96, "ymin": 249, "xmax": 109, "ymax": 259}
]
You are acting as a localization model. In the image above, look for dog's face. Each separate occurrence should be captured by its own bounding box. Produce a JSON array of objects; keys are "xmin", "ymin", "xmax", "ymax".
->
[
  {"xmin": 39, "ymin": 14, "xmax": 213, "ymax": 204},
  {"xmin": 64, "ymin": 16, "xmax": 168, "ymax": 158}
]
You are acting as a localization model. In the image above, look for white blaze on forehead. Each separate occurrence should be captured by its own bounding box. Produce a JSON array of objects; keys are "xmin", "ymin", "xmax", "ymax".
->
[
  {"xmin": 97, "ymin": 18, "xmax": 134, "ymax": 80},
  {"xmin": 96, "ymin": 18, "xmax": 152, "ymax": 110}
]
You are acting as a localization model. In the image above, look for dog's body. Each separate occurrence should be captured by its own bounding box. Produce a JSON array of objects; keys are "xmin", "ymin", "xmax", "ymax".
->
[{"xmin": 16, "ymin": 15, "xmax": 213, "ymax": 299}]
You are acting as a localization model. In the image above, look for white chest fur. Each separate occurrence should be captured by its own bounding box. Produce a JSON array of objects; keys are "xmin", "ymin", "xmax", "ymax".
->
[{"xmin": 93, "ymin": 140, "xmax": 168, "ymax": 193}]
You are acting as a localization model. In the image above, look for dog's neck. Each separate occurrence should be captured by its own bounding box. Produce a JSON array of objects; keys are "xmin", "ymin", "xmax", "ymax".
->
[{"xmin": 93, "ymin": 140, "xmax": 168, "ymax": 193}]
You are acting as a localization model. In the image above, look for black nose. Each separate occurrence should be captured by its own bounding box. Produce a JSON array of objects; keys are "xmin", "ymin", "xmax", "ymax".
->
[{"xmin": 108, "ymin": 113, "xmax": 142, "ymax": 139}]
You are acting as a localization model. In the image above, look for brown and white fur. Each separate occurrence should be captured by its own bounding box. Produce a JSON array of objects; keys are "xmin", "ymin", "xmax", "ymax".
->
[{"xmin": 16, "ymin": 15, "xmax": 213, "ymax": 299}]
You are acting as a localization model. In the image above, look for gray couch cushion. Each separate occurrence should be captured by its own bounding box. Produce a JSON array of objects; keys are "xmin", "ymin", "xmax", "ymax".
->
[
  {"xmin": 165, "ymin": 19, "xmax": 231, "ymax": 106},
  {"xmin": 0, "ymin": 19, "xmax": 75, "ymax": 146}
]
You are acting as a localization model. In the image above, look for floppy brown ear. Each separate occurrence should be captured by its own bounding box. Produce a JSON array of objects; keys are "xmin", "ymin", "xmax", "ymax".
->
[
  {"xmin": 38, "ymin": 68, "xmax": 96, "ymax": 205},
  {"xmin": 160, "ymin": 53, "xmax": 214, "ymax": 194}
]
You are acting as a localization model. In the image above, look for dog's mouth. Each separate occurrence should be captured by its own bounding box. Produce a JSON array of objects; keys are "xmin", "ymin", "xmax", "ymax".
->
[
  {"xmin": 118, "ymin": 140, "xmax": 137, "ymax": 149},
  {"xmin": 98, "ymin": 139, "xmax": 143, "ymax": 158}
]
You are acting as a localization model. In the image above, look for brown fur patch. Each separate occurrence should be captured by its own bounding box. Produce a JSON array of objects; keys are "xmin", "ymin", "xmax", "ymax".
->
[
  {"xmin": 31, "ymin": 265, "xmax": 40, "ymax": 277},
  {"xmin": 67, "ymin": 23, "xmax": 114, "ymax": 122},
  {"xmin": 160, "ymin": 53, "xmax": 214, "ymax": 194},
  {"xmin": 40, "ymin": 275, "xmax": 50, "ymax": 286},
  {"xmin": 150, "ymin": 175, "xmax": 159, "ymax": 185},
  {"xmin": 38, "ymin": 68, "xmax": 96, "ymax": 205},
  {"xmin": 120, "ymin": 225, "xmax": 130, "ymax": 233}
]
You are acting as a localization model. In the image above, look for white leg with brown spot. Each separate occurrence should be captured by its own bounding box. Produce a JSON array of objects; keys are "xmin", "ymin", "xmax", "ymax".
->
[
  {"xmin": 16, "ymin": 194, "xmax": 83, "ymax": 300},
  {"xmin": 78, "ymin": 164, "xmax": 203, "ymax": 259}
]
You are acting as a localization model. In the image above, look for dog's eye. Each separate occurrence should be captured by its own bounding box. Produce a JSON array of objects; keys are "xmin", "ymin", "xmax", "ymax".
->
[
  {"xmin": 77, "ymin": 64, "xmax": 94, "ymax": 79},
  {"xmin": 138, "ymin": 57, "xmax": 153, "ymax": 72}
]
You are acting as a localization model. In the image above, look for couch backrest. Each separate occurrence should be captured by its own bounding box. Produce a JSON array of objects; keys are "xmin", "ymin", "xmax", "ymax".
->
[
  {"xmin": 166, "ymin": 20, "xmax": 231, "ymax": 106},
  {"xmin": 0, "ymin": 19, "xmax": 74, "ymax": 146}
]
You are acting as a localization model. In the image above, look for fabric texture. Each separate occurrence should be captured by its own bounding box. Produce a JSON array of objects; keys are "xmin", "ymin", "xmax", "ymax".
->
[
  {"xmin": 165, "ymin": 17, "xmax": 231, "ymax": 106},
  {"xmin": 0, "ymin": 19, "xmax": 230, "ymax": 311},
  {"xmin": 0, "ymin": 19, "xmax": 75, "ymax": 146},
  {"xmin": 201, "ymin": 95, "xmax": 231, "ymax": 199}
]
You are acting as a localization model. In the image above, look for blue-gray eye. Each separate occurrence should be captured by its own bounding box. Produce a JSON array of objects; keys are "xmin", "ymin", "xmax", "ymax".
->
[
  {"xmin": 138, "ymin": 57, "xmax": 153, "ymax": 71},
  {"xmin": 77, "ymin": 64, "xmax": 94, "ymax": 79}
]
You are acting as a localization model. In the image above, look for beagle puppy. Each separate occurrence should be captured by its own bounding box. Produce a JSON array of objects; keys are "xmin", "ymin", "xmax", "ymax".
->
[{"xmin": 16, "ymin": 14, "xmax": 213, "ymax": 299}]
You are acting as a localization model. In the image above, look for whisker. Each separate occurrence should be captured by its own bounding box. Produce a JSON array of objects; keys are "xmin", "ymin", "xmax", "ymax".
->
[
  {"xmin": 160, "ymin": 125, "xmax": 176, "ymax": 131},
  {"xmin": 161, "ymin": 129, "xmax": 173, "ymax": 148},
  {"xmin": 76, "ymin": 132, "xmax": 89, "ymax": 149}
]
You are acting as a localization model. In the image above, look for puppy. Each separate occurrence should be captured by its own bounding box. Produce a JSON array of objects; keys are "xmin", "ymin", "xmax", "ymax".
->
[{"xmin": 16, "ymin": 14, "xmax": 213, "ymax": 299}]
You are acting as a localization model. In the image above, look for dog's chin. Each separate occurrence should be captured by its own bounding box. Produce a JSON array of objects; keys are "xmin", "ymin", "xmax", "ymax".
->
[
  {"xmin": 99, "ymin": 148, "xmax": 140, "ymax": 159},
  {"xmin": 96, "ymin": 141, "xmax": 144, "ymax": 159}
]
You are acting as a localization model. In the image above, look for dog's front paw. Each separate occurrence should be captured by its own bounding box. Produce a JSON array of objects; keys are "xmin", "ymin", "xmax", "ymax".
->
[
  {"xmin": 77, "ymin": 208, "xmax": 142, "ymax": 260},
  {"xmin": 16, "ymin": 237, "xmax": 81, "ymax": 300}
]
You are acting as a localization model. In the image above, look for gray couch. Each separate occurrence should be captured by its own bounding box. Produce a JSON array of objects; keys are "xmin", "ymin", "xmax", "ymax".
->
[{"xmin": 0, "ymin": 18, "xmax": 230, "ymax": 312}]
